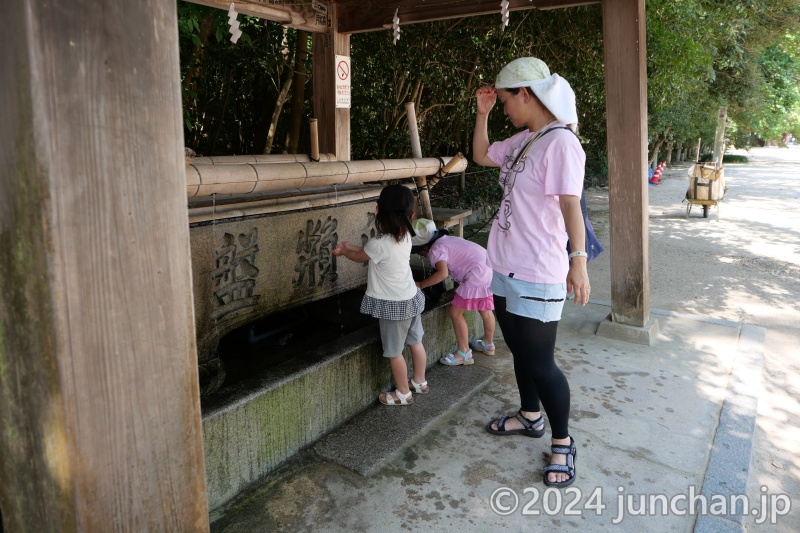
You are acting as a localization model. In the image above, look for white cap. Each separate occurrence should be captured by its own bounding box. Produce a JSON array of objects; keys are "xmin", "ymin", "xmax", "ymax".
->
[{"xmin": 411, "ymin": 219, "xmax": 438, "ymax": 248}]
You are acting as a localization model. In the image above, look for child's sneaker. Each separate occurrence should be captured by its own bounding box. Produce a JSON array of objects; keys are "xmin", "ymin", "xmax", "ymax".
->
[{"xmin": 470, "ymin": 339, "xmax": 496, "ymax": 356}]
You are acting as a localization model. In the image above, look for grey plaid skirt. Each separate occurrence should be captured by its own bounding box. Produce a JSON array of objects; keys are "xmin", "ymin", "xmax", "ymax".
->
[{"xmin": 360, "ymin": 290, "xmax": 425, "ymax": 320}]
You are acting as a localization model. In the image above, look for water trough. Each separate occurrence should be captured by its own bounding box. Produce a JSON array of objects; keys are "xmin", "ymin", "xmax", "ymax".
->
[{"xmin": 184, "ymin": 155, "xmax": 476, "ymax": 512}]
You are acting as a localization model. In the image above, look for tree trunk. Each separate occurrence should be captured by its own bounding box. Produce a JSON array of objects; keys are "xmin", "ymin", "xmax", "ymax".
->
[
  {"xmin": 665, "ymin": 139, "xmax": 674, "ymax": 166},
  {"xmin": 648, "ymin": 127, "xmax": 670, "ymax": 169},
  {"xmin": 712, "ymin": 106, "xmax": 728, "ymax": 166},
  {"xmin": 264, "ymin": 57, "xmax": 294, "ymax": 154},
  {"xmin": 286, "ymin": 31, "xmax": 310, "ymax": 154}
]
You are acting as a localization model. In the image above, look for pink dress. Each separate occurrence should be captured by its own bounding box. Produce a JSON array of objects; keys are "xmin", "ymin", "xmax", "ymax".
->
[{"xmin": 427, "ymin": 236, "xmax": 494, "ymax": 311}]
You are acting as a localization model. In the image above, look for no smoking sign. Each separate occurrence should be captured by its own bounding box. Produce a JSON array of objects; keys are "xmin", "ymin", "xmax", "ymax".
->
[
  {"xmin": 335, "ymin": 55, "xmax": 351, "ymax": 108},
  {"xmin": 337, "ymin": 60, "xmax": 349, "ymax": 81}
]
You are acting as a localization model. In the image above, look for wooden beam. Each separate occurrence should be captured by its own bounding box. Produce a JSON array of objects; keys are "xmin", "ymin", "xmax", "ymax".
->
[
  {"xmin": 602, "ymin": 0, "xmax": 650, "ymax": 327},
  {"xmin": 313, "ymin": 4, "xmax": 351, "ymax": 160},
  {"xmin": 187, "ymin": 0, "xmax": 330, "ymax": 33},
  {"xmin": 0, "ymin": 0, "xmax": 209, "ymax": 530},
  {"xmin": 338, "ymin": 0, "xmax": 599, "ymax": 33}
]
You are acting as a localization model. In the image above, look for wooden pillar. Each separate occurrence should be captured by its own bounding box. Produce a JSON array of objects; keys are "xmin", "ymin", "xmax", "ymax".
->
[
  {"xmin": 0, "ymin": 1, "xmax": 209, "ymax": 531},
  {"xmin": 312, "ymin": 4, "xmax": 351, "ymax": 161},
  {"xmin": 602, "ymin": 0, "xmax": 651, "ymax": 328}
]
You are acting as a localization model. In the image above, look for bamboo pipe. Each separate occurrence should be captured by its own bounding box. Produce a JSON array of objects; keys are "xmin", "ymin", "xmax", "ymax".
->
[
  {"xmin": 191, "ymin": 153, "xmax": 337, "ymax": 165},
  {"xmin": 310, "ymin": 118, "xmax": 320, "ymax": 162},
  {"xmin": 427, "ymin": 152, "xmax": 467, "ymax": 189},
  {"xmin": 405, "ymin": 102, "xmax": 433, "ymax": 219},
  {"xmin": 185, "ymin": 156, "xmax": 468, "ymax": 198}
]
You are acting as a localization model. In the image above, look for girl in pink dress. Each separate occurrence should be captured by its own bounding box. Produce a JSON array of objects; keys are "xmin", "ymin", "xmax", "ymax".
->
[{"xmin": 411, "ymin": 219, "xmax": 496, "ymax": 365}]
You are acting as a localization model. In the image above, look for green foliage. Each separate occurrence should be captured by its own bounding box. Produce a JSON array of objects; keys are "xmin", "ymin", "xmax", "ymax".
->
[
  {"xmin": 177, "ymin": 0, "xmax": 800, "ymax": 199},
  {"xmin": 178, "ymin": 2, "xmax": 302, "ymax": 155},
  {"xmin": 350, "ymin": 6, "xmax": 608, "ymax": 197},
  {"xmin": 429, "ymin": 165, "xmax": 502, "ymax": 210}
]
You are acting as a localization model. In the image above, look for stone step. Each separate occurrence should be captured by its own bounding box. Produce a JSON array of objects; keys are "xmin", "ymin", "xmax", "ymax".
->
[{"xmin": 313, "ymin": 364, "xmax": 494, "ymax": 476}]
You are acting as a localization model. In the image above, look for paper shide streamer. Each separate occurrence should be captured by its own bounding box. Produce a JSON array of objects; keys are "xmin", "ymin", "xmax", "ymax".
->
[
  {"xmin": 228, "ymin": 3, "xmax": 242, "ymax": 44},
  {"xmin": 500, "ymin": 0, "xmax": 510, "ymax": 29},
  {"xmin": 393, "ymin": 8, "xmax": 401, "ymax": 44}
]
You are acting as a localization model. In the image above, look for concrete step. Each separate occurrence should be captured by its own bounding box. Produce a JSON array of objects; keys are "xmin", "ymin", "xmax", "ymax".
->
[{"xmin": 313, "ymin": 363, "xmax": 494, "ymax": 476}]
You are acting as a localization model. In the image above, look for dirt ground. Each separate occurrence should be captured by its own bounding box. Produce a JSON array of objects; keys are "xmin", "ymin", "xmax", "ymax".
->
[{"xmin": 584, "ymin": 145, "xmax": 800, "ymax": 531}]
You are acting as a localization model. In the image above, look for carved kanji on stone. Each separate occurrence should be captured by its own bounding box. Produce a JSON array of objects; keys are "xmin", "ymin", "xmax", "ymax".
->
[
  {"xmin": 294, "ymin": 216, "xmax": 338, "ymax": 288},
  {"xmin": 211, "ymin": 229, "xmax": 261, "ymax": 320}
]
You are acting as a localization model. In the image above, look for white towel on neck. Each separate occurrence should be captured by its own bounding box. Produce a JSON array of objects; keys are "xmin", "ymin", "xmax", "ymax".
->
[{"xmin": 506, "ymin": 74, "xmax": 578, "ymax": 125}]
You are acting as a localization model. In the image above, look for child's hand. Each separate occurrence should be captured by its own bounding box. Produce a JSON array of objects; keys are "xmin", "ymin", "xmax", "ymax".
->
[
  {"xmin": 332, "ymin": 242, "xmax": 347, "ymax": 256},
  {"xmin": 415, "ymin": 281, "xmax": 423, "ymax": 289},
  {"xmin": 476, "ymin": 86, "xmax": 497, "ymax": 115}
]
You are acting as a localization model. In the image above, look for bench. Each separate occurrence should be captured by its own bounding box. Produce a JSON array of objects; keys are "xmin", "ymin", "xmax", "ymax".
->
[{"xmin": 431, "ymin": 207, "xmax": 472, "ymax": 238}]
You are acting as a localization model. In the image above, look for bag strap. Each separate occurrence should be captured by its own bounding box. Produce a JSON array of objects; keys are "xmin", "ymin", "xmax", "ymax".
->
[
  {"xmin": 514, "ymin": 125, "xmax": 575, "ymax": 166},
  {"xmin": 462, "ymin": 126, "xmax": 576, "ymax": 241}
]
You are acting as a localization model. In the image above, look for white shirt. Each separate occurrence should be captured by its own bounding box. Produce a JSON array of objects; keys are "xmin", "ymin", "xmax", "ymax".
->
[{"xmin": 363, "ymin": 234, "xmax": 418, "ymax": 301}]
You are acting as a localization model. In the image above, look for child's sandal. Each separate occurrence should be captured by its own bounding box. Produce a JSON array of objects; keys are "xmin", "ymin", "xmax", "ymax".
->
[
  {"xmin": 379, "ymin": 389, "xmax": 414, "ymax": 406},
  {"xmin": 409, "ymin": 379, "xmax": 429, "ymax": 394},
  {"xmin": 470, "ymin": 339, "xmax": 496, "ymax": 356},
  {"xmin": 439, "ymin": 349, "xmax": 474, "ymax": 366}
]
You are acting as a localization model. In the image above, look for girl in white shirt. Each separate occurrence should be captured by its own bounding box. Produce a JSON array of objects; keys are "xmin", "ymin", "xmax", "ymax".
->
[{"xmin": 333, "ymin": 184, "xmax": 428, "ymax": 406}]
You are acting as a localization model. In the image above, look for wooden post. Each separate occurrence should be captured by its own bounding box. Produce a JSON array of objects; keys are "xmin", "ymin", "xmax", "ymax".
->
[
  {"xmin": 0, "ymin": 0, "xmax": 209, "ymax": 530},
  {"xmin": 405, "ymin": 102, "xmax": 433, "ymax": 220},
  {"xmin": 312, "ymin": 4, "xmax": 351, "ymax": 161},
  {"xmin": 602, "ymin": 0, "xmax": 651, "ymax": 329}
]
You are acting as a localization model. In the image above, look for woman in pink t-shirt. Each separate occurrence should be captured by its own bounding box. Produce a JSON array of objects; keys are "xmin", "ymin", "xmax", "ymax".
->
[
  {"xmin": 411, "ymin": 219, "xmax": 496, "ymax": 365},
  {"xmin": 472, "ymin": 58, "xmax": 590, "ymax": 488}
]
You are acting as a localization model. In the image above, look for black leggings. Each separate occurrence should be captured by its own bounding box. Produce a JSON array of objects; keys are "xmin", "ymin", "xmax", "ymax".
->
[{"xmin": 494, "ymin": 296, "xmax": 571, "ymax": 439}]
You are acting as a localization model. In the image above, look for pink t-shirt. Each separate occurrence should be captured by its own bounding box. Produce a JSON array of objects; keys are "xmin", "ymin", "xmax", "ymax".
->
[
  {"xmin": 486, "ymin": 124, "xmax": 585, "ymax": 284},
  {"xmin": 427, "ymin": 235, "xmax": 492, "ymax": 299}
]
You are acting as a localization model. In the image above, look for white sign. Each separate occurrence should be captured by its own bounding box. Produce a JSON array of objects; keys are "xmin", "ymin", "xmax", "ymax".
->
[{"xmin": 335, "ymin": 55, "xmax": 351, "ymax": 109}]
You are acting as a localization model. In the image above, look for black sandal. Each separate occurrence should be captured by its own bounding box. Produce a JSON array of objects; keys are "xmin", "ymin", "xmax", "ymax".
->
[
  {"xmin": 543, "ymin": 436, "xmax": 577, "ymax": 488},
  {"xmin": 485, "ymin": 410, "xmax": 546, "ymax": 438}
]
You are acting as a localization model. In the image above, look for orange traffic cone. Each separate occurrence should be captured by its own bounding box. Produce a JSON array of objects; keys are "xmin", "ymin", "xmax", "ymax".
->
[{"xmin": 649, "ymin": 163, "xmax": 663, "ymax": 185}]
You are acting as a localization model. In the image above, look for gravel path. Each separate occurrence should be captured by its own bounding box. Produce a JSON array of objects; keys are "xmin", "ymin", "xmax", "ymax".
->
[{"xmin": 585, "ymin": 146, "xmax": 800, "ymax": 531}]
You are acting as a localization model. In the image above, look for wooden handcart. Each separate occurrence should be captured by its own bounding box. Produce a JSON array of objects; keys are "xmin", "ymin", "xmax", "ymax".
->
[{"xmin": 683, "ymin": 163, "xmax": 729, "ymax": 220}]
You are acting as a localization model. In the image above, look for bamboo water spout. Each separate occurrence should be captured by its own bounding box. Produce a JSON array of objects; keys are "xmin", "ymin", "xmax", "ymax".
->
[
  {"xmin": 185, "ymin": 156, "xmax": 467, "ymax": 198},
  {"xmin": 427, "ymin": 153, "xmax": 467, "ymax": 189}
]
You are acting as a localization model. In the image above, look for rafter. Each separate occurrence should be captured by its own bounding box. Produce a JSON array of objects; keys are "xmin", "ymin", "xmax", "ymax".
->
[{"xmin": 336, "ymin": 0, "xmax": 599, "ymax": 34}]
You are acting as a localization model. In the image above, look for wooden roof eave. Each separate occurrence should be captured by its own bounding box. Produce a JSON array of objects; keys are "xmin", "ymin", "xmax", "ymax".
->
[
  {"xmin": 188, "ymin": 0, "xmax": 331, "ymax": 33},
  {"xmin": 336, "ymin": 0, "xmax": 600, "ymax": 34}
]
